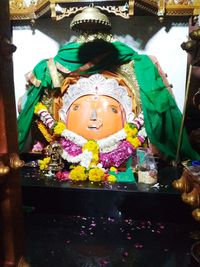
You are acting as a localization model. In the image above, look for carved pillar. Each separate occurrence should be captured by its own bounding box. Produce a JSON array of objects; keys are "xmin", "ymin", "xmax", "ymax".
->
[
  {"xmin": 184, "ymin": 19, "xmax": 200, "ymax": 154},
  {"xmin": 0, "ymin": 0, "xmax": 27, "ymax": 266}
]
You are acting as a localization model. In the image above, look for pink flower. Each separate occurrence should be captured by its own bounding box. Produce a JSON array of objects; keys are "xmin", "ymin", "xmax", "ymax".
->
[
  {"xmin": 55, "ymin": 171, "xmax": 70, "ymax": 181},
  {"xmin": 100, "ymin": 141, "xmax": 134, "ymax": 168}
]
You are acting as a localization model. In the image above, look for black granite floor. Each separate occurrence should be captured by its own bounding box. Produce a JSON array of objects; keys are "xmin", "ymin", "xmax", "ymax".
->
[
  {"xmin": 24, "ymin": 212, "xmax": 200, "ymax": 267},
  {"xmin": 21, "ymin": 160, "xmax": 200, "ymax": 267}
]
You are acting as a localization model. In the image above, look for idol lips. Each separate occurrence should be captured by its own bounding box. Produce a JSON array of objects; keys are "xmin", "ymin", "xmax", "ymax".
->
[{"xmin": 88, "ymin": 119, "xmax": 103, "ymax": 129}]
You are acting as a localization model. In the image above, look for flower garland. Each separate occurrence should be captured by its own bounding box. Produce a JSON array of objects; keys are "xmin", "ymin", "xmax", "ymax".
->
[
  {"xmin": 37, "ymin": 121, "xmax": 54, "ymax": 142},
  {"xmin": 34, "ymin": 102, "xmax": 147, "ymax": 182}
]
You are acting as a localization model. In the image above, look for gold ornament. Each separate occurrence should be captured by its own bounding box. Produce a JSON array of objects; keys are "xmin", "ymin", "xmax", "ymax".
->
[
  {"xmin": 182, "ymin": 187, "xmax": 200, "ymax": 207},
  {"xmin": 192, "ymin": 208, "xmax": 200, "ymax": 221},
  {"xmin": 70, "ymin": 6, "xmax": 111, "ymax": 32},
  {"xmin": 172, "ymin": 175, "xmax": 191, "ymax": 192}
]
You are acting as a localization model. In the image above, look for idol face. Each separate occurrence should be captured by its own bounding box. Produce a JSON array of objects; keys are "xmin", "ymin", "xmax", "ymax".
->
[{"xmin": 65, "ymin": 95, "xmax": 126, "ymax": 140}]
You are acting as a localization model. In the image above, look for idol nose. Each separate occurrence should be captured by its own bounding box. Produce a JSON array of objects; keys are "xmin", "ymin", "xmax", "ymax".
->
[{"xmin": 90, "ymin": 109, "xmax": 97, "ymax": 121}]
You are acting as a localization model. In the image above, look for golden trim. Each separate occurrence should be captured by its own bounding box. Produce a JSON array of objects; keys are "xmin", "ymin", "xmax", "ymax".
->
[
  {"xmin": 95, "ymin": 5, "xmax": 130, "ymax": 19},
  {"xmin": 47, "ymin": 58, "xmax": 61, "ymax": 88},
  {"xmin": 10, "ymin": 0, "xmax": 135, "ymax": 20},
  {"xmin": 158, "ymin": 0, "xmax": 165, "ymax": 16},
  {"xmin": 51, "ymin": 5, "xmax": 85, "ymax": 20},
  {"xmin": 9, "ymin": 0, "xmax": 200, "ymax": 20},
  {"xmin": 129, "ymin": 0, "xmax": 134, "ymax": 16},
  {"xmin": 136, "ymin": 0, "xmax": 200, "ymax": 16},
  {"xmin": 56, "ymin": 62, "xmax": 71, "ymax": 74},
  {"xmin": 10, "ymin": 0, "xmax": 50, "ymax": 20},
  {"xmin": 25, "ymin": 71, "xmax": 41, "ymax": 87},
  {"xmin": 134, "ymin": 1, "xmax": 158, "ymax": 15},
  {"xmin": 115, "ymin": 60, "xmax": 142, "ymax": 116},
  {"xmin": 50, "ymin": 3, "xmax": 133, "ymax": 20}
]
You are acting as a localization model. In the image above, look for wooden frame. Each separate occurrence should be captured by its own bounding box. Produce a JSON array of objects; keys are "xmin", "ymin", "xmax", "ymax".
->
[
  {"xmin": 0, "ymin": 1, "xmax": 27, "ymax": 266},
  {"xmin": 9, "ymin": 0, "xmax": 200, "ymax": 21}
]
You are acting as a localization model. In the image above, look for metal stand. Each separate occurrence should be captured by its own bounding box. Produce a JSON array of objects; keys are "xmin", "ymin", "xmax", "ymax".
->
[{"xmin": 175, "ymin": 64, "xmax": 193, "ymax": 164}]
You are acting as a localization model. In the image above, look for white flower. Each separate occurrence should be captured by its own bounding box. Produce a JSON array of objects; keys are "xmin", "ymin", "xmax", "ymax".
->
[
  {"xmin": 96, "ymin": 163, "xmax": 106, "ymax": 171},
  {"xmin": 61, "ymin": 150, "xmax": 82, "ymax": 163},
  {"xmin": 80, "ymin": 150, "xmax": 93, "ymax": 169},
  {"xmin": 138, "ymin": 127, "xmax": 147, "ymax": 138},
  {"xmin": 61, "ymin": 148, "xmax": 93, "ymax": 169},
  {"xmin": 97, "ymin": 129, "xmax": 126, "ymax": 153},
  {"xmin": 61, "ymin": 129, "xmax": 87, "ymax": 147}
]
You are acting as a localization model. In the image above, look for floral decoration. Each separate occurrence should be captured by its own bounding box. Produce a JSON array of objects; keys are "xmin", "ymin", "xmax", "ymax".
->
[
  {"xmin": 34, "ymin": 102, "xmax": 47, "ymax": 114},
  {"xmin": 88, "ymin": 168, "xmax": 105, "ymax": 182},
  {"xmin": 35, "ymin": 102, "xmax": 147, "ymax": 182},
  {"xmin": 69, "ymin": 165, "xmax": 88, "ymax": 181},
  {"xmin": 55, "ymin": 170, "xmax": 70, "ymax": 181},
  {"xmin": 107, "ymin": 175, "xmax": 117, "ymax": 182},
  {"xmin": 38, "ymin": 157, "xmax": 51, "ymax": 170},
  {"xmin": 82, "ymin": 140, "xmax": 99, "ymax": 167},
  {"xmin": 54, "ymin": 122, "xmax": 66, "ymax": 135},
  {"xmin": 37, "ymin": 121, "xmax": 54, "ymax": 142}
]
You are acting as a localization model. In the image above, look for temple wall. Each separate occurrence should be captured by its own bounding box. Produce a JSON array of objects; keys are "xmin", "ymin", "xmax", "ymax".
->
[{"xmin": 12, "ymin": 16, "xmax": 189, "ymax": 114}]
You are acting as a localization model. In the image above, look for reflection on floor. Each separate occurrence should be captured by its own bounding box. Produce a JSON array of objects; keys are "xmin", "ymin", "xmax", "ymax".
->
[{"xmin": 24, "ymin": 212, "xmax": 199, "ymax": 267}]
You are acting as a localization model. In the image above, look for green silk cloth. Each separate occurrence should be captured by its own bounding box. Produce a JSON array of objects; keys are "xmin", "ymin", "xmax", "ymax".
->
[{"xmin": 17, "ymin": 41, "xmax": 200, "ymax": 160}]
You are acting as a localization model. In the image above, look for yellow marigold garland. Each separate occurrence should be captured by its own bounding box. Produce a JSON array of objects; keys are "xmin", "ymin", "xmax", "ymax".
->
[
  {"xmin": 82, "ymin": 140, "xmax": 99, "ymax": 153},
  {"xmin": 54, "ymin": 122, "xmax": 66, "ymax": 135},
  {"xmin": 34, "ymin": 102, "xmax": 47, "ymax": 114},
  {"xmin": 124, "ymin": 123, "xmax": 138, "ymax": 136},
  {"xmin": 37, "ymin": 121, "xmax": 54, "ymax": 142},
  {"xmin": 88, "ymin": 168, "xmax": 105, "ymax": 182},
  {"xmin": 69, "ymin": 165, "xmax": 88, "ymax": 181},
  {"xmin": 125, "ymin": 122, "xmax": 141, "ymax": 149},
  {"xmin": 127, "ymin": 136, "xmax": 141, "ymax": 148}
]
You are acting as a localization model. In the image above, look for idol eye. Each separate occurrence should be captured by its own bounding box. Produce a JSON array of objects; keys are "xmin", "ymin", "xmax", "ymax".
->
[
  {"xmin": 111, "ymin": 107, "xmax": 118, "ymax": 114},
  {"xmin": 72, "ymin": 105, "xmax": 79, "ymax": 111}
]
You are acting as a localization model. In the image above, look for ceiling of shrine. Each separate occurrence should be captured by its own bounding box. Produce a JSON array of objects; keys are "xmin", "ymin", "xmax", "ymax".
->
[{"xmin": 9, "ymin": 0, "xmax": 200, "ymax": 21}]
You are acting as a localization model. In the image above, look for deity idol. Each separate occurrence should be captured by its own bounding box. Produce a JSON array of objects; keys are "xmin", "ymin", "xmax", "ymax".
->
[
  {"xmin": 17, "ymin": 6, "xmax": 200, "ymax": 182},
  {"xmin": 59, "ymin": 74, "xmax": 135, "ymax": 140},
  {"xmin": 33, "ymin": 72, "xmax": 146, "ymax": 181}
]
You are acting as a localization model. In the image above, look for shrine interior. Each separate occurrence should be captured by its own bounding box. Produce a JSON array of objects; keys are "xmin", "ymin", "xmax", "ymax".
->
[{"xmin": 0, "ymin": 0, "xmax": 200, "ymax": 266}]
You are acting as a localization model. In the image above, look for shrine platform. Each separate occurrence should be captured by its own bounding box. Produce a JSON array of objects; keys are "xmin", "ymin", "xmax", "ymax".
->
[
  {"xmin": 20, "ymin": 157, "xmax": 195, "ymax": 224},
  {"xmin": 20, "ymin": 156, "xmax": 200, "ymax": 267},
  {"xmin": 22, "ymin": 160, "xmax": 200, "ymax": 267}
]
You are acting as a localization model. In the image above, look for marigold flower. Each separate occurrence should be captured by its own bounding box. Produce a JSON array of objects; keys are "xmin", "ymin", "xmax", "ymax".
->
[
  {"xmin": 125, "ymin": 123, "xmax": 138, "ymax": 136},
  {"xmin": 54, "ymin": 122, "xmax": 66, "ymax": 135},
  {"xmin": 37, "ymin": 121, "xmax": 53, "ymax": 142},
  {"xmin": 127, "ymin": 136, "xmax": 141, "ymax": 148},
  {"xmin": 110, "ymin": 167, "xmax": 117, "ymax": 172},
  {"xmin": 38, "ymin": 157, "xmax": 51, "ymax": 170},
  {"xmin": 34, "ymin": 102, "xmax": 47, "ymax": 114},
  {"xmin": 70, "ymin": 165, "xmax": 88, "ymax": 181},
  {"xmin": 107, "ymin": 175, "xmax": 117, "ymax": 182},
  {"xmin": 88, "ymin": 168, "xmax": 105, "ymax": 182},
  {"xmin": 83, "ymin": 140, "xmax": 99, "ymax": 154}
]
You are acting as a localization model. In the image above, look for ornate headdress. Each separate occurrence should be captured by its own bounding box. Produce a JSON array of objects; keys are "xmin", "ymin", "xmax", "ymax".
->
[{"xmin": 59, "ymin": 74, "xmax": 134, "ymax": 123}]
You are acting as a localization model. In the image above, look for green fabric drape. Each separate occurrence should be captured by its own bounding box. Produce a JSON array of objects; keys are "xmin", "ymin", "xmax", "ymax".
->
[{"xmin": 17, "ymin": 41, "xmax": 200, "ymax": 160}]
